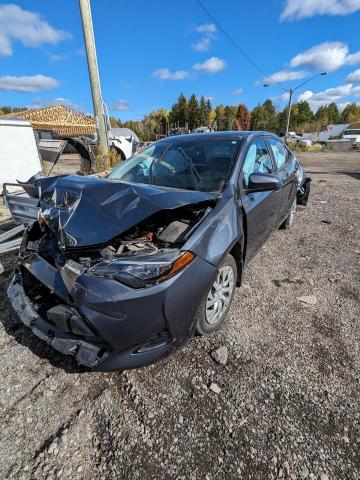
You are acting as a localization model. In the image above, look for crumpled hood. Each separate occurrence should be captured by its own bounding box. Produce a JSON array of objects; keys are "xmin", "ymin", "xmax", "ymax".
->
[{"xmin": 37, "ymin": 175, "xmax": 217, "ymax": 248}]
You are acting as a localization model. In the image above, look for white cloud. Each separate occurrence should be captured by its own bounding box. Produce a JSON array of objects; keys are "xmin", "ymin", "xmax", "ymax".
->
[
  {"xmin": 153, "ymin": 68, "xmax": 190, "ymax": 80},
  {"xmin": 191, "ymin": 23, "xmax": 216, "ymax": 52},
  {"xmin": 261, "ymin": 69, "xmax": 307, "ymax": 85},
  {"xmin": 298, "ymin": 83, "xmax": 353, "ymax": 102},
  {"xmin": 351, "ymin": 85, "xmax": 360, "ymax": 96},
  {"xmin": 0, "ymin": 4, "xmax": 72, "ymax": 56},
  {"xmin": 32, "ymin": 97, "xmax": 85, "ymax": 112},
  {"xmin": 109, "ymin": 101, "xmax": 130, "ymax": 111},
  {"xmin": 194, "ymin": 23, "xmax": 217, "ymax": 34},
  {"xmin": 191, "ymin": 37, "xmax": 211, "ymax": 52},
  {"xmin": 346, "ymin": 68, "xmax": 360, "ymax": 82},
  {"xmin": 193, "ymin": 57, "xmax": 226, "ymax": 73},
  {"xmin": 297, "ymin": 83, "xmax": 358, "ymax": 109},
  {"xmin": 290, "ymin": 42, "xmax": 360, "ymax": 72},
  {"xmin": 0, "ymin": 74, "xmax": 60, "ymax": 92},
  {"xmin": 281, "ymin": 0, "xmax": 360, "ymax": 20},
  {"xmin": 232, "ymin": 88, "xmax": 244, "ymax": 96}
]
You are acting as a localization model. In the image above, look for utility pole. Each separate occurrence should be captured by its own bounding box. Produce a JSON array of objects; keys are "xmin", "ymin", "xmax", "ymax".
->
[
  {"xmin": 79, "ymin": 0, "xmax": 108, "ymax": 167},
  {"xmin": 285, "ymin": 89, "xmax": 293, "ymax": 139},
  {"xmin": 264, "ymin": 71, "xmax": 328, "ymax": 140}
]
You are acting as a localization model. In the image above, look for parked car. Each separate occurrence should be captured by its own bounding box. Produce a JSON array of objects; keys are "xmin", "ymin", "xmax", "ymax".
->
[
  {"xmin": 7, "ymin": 132, "xmax": 309, "ymax": 371},
  {"xmin": 194, "ymin": 126, "xmax": 211, "ymax": 133},
  {"xmin": 342, "ymin": 127, "xmax": 360, "ymax": 143},
  {"xmin": 169, "ymin": 127, "xmax": 190, "ymax": 136}
]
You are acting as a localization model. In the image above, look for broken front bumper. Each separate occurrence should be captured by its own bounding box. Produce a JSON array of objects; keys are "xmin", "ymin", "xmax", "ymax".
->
[
  {"xmin": 7, "ymin": 274, "xmax": 108, "ymax": 368},
  {"xmin": 8, "ymin": 250, "xmax": 217, "ymax": 371}
]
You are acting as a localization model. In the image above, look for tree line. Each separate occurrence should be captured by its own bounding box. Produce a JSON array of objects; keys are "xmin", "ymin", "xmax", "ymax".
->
[{"xmin": 111, "ymin": 92, "xmax": 360, "ymax": 141}]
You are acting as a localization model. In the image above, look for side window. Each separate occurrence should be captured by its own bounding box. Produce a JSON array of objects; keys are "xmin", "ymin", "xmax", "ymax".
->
[
  {"xmin": 242, "ymin": 139, "xmax": 273, "ymax": 187},
  {"xmin": 268, "ymin": 138, "xmax": 288, "ymax": 169}
]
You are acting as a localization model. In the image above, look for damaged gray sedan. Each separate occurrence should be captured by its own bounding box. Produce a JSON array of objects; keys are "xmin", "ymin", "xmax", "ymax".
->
[{"xmin": 7, "ymin": 132, "xmax": 308, "ymax": 371}]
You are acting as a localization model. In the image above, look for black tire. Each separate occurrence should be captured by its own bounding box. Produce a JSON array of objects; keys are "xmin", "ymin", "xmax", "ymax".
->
[
  {"xmin": 195, "ymin": 254, "xmax": 237, "ymax": 335},
  {"xmin": 280, "ymin": 198, "xmax": 296, "ymax": 229}
]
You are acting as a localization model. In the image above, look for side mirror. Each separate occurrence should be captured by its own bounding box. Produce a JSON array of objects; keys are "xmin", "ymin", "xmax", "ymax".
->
[{"xmin": 247, "ymin": 172, "xmax": 281, "ymax": 192}]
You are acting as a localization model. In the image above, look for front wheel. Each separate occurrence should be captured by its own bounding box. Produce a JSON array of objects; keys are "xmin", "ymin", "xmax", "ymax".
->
[{"xmin": 195, "ymin": 254, "xmax": 237, "ymax": 335}]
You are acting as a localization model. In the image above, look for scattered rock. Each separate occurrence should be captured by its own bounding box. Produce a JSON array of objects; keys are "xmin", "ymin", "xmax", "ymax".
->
[
  {"xmin": 297, "ymin": 295, "xmax": 317, "ymax": 306},
  {"xmin": 209, "ymin": 383, "xmax": 221, "ymax": 394},
  {"xmin": 48, "ymin": 441, "xmax": 58, "ymax": 455},
  {"xmin": 300, "ymin": 466, "xmax": 309, "ymax": 479},
  {"xmin": 283, "ymin": 461, "xmax": 290, "ymax": 474},
  {"xmin": 210, "ymin": 346, "xmax": 228, "ymax": 366}
]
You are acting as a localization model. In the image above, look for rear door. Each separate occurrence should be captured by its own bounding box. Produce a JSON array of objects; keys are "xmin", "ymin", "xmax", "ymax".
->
[
  {"xmin": 267, "ymin": 137, "xmax": 297, "ymax": 225},
  {"xmin": 239, "ymin": 136, "xmax": 283, "ymax": 263}
]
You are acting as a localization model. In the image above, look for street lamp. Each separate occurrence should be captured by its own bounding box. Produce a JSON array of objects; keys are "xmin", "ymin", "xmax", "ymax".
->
[{"xmin": 264, "ymin": 72, "xmax": 328, "ymax": 139}]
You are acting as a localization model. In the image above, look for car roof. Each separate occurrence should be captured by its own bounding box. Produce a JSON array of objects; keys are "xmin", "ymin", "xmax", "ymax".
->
[{"xmin": 158, "ymin": 131, "xmax": 280, "ymax": 143}]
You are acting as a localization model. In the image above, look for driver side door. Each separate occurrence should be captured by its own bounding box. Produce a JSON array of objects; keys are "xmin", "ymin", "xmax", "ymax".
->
[{"xmin": 239, "ymin": 137, "xmax": 283, "ymax": 263}]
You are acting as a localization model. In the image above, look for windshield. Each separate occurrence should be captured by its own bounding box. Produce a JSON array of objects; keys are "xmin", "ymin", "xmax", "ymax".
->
[
  {"xmin": 344, "ymin": 130, "xmax": 360, "ymax": 135},
  {"xmin": 108, "ymin": 139, "xmax": 240, "ymax": 192}
]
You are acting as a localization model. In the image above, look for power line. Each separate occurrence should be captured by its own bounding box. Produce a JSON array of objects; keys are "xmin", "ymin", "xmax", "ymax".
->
[{"xmin": 194, "ymin": 0, "xmax": 284, "ymax": 89}]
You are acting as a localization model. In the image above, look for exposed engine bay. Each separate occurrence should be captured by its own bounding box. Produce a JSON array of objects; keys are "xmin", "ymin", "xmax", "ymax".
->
[{"xmin": 26, "ymin": 202, "xmax": 212, "ymax": 269}]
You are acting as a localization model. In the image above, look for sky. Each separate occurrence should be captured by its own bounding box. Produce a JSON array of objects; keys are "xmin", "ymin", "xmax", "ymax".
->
[{"xmin": 0, "ymin": 0, "xmax": 360, "ymax": 120}]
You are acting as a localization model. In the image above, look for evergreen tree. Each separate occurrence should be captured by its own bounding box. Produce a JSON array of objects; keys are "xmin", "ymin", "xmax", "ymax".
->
[
  {"xmin": 206, "ymin": 98, "xmax": 212, "ymax": 125},
  {"xmin": 263, "ymin": 99, "xmax": 276, "ymax": 117},
  {"xmin": 314, "ymin": 105, "xmax": 330, "ymax": 126},
  {"xmin": 199, "ymin": 96, "xmax": 208, "ymax": 126},
  {"xmin": 327, "ymin": 102, "xmax": 340, "ymax": 124},
  {"xmin": 296, "ymin": 101, "xmax": 313, "ymax": 125},
  {"xmin": 169, "ymin": 92, "xmax": 188, "ymax": 127},
  {"xmin": 263, "ymin": 99, "xmax": 278, "ymax": 132},
  {"xmin": 340, "ymin": 103, "xmax": 360, "ymax": 123},
  {"xmin": 187, "ymin": 94, "xmax": 199, "ymax": 130}
]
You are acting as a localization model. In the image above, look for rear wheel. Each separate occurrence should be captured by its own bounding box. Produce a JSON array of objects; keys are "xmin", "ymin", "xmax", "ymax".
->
[
  {"xmin": 195, "ymin": 254, "xmax": 237, "ymax": 335},
  {"xmin": 280, "ymin": 198, "xmax": 296, "ymax": 229}
]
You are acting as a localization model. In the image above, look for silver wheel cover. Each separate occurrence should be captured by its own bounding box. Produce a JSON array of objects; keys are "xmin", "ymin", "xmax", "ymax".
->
[{"xmin": 205, "ymin": 265, "xmax": 235, "ymax": 325}]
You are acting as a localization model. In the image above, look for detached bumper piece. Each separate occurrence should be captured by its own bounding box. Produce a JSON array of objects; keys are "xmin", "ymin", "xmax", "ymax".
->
[{"xmin": 7, "ymin": 274, "xmax": 110, "ymax": 368}]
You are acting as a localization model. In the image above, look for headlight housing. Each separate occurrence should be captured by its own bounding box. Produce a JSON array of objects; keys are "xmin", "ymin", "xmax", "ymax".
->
[{"xmin": 88, "ymin": 251, "xmax": 194, "ymax": 288}]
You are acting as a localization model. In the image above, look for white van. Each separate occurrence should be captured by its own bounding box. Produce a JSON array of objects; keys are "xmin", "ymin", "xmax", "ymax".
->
[
  {"xmin": 342, "ymin": 128, "xmax": 360, "ymax": 143},
  {"xmin": 0, "ymin": 118, "xmax": 42, "ymax": 189},
  {"xmin": 318, "ymin": 124, "xmax": 348, "ymax": 142}
]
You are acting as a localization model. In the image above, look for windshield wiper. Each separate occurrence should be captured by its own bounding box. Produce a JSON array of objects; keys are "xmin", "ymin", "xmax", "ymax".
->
[
  {"xmin": 149, "ymin": 145, "xmax": 172, "ymax": 185},
  {"xmin": 177, "ymin": 146, "xmax": 202, "ymax": 190}
]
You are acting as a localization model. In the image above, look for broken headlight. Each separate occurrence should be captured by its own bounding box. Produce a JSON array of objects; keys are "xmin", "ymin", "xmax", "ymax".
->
[{"xmin": 88, "ymin": 251, "xmax": 194, "ymax": 288}]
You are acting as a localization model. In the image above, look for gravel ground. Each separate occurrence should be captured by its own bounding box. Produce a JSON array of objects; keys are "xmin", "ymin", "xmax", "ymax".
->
[{"xmin": 0, "ymin": 152, "xmax": 359, "ymax": 480}]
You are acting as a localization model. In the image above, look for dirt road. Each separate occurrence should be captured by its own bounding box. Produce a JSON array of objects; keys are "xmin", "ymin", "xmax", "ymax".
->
[{"xmin": 0, "ymin": 152, "xmax": 359, "ymax": 479}]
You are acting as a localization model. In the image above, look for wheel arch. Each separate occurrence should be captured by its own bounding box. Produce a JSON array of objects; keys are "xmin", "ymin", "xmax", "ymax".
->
[{"xmin": 228, "ymin": 236, "xmax": 244, "ymax": 286}]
